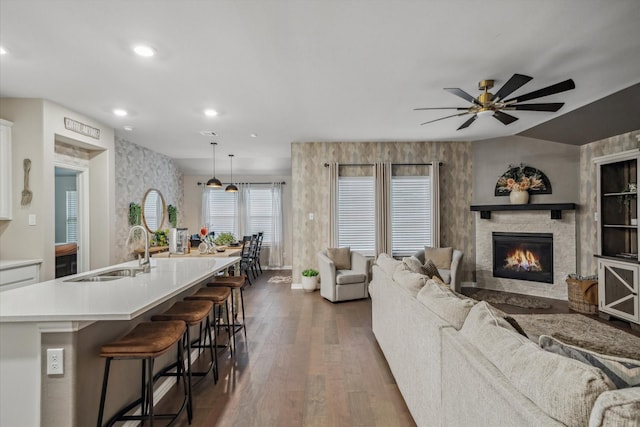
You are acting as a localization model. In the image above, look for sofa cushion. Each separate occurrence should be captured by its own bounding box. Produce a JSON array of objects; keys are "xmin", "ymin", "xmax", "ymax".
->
[
  {"xmin": 392, "ymin": 268, "xmax": 428, "ymax": 296},
  {"xmin": 437, "ymin": 269, "xmax": 451, "ymax": 284},
  {"xmin": 417, "ymin": 279, "xmax": 476, "ymax": 329},
  {"xmin": 461, "ymin": 302, "xmax": 613, "ymax": 426},
  {"xmin": 336, "ymin": 271, "xmax": 366, "ymax": 285},
  {"xmin": 540, "ymin": 335, "xmax": 640, "ymax": 389},
  {"xmin": 424, "ymin": 246, "xmax": 452, "ymax": 269},
  {"xmin": 376, "ymin": 253, "xmax": 402, "ymax": 277},
  {"xmin": 327, "ymin": 247, "xmax": 351, "ymax": 270},
  {"xmin": 589, "ymin": 388, "xmax": 640, "ymax": 427}
]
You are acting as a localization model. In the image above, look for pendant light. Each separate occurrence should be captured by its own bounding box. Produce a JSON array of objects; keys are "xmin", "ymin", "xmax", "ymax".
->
[
  {"xmin": 225, "ymin": 154, "xmax": 238, "ymax": 193},
  {"xmin": 206, "ymin": 142, "xmax": 222, "ymax": 188}
]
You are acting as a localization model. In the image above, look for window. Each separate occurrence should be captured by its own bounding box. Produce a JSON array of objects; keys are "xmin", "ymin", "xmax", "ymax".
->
[
  {"xmin": 66, "ymin": 190, "xmax": 78, "ymax": 243},
  {"xmin": 337, "ymin": 176, "xmax": 375, "ymax": 255},
  {"xmin": 247, "ymin": 187, "xmax": 273, "ymax": 245},
  {"xmin": 391, "ymin": 175, "xmax": 432, "ymax": 257},
  {"xmin": 202, "ymin": 189, "xmax": 237, "ymax": 236}
]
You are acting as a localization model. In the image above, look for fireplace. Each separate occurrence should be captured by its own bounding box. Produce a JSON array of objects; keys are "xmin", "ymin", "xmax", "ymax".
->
[{"xmin": 492, "ymin": 232, "xmax": 553, "ymax": 284}]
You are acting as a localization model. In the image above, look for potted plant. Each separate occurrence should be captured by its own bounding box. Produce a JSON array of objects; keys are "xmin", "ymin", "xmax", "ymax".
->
[{"xmin": 301, "ymin": 268, "xmax": 319, "ymax": 292}]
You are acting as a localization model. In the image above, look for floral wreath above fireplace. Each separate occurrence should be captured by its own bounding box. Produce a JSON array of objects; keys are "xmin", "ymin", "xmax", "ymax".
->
[{"xmin": 494, "ymin": 164, "xmax": 552, "ymax": 196}]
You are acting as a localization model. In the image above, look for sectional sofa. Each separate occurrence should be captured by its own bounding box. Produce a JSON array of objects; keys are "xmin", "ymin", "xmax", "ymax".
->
[{"xmin": 369, "ymin": 253, "xmax": 640, "ymax": 427}]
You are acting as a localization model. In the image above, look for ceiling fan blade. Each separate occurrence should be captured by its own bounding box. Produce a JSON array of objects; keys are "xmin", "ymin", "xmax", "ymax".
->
[
  {"xmin": 493, "ymin": 110, "xmax": 519, "ymax": 125},
  {"xmin": 420, "ymin": 112, "xmax": 470, "ymax": 126},
  {"xmin": 457, "ymin": 115, "xmax": 477, "ymax": 130},
  {"xmin": 444, "ymin": 88, "xmax": 482, "ymax": 106},
  {"xmin": 492, "ymin": 74, "xmax": 533, "ymax": 102},
  {"xmin": 511, "ymin": 102, "xmax": 565, "ymax": 112},
  {"xmin": 504, "ymin": 79, "xmax": 575, "ymax": 103},
  {"xmin": 414, "ymin": 107, "xmax": 469, "ymax": 111}
]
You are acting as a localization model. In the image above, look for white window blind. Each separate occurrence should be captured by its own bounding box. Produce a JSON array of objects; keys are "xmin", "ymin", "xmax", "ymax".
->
[
  {"xmin": 203, "ymin": 189, "xmax": 237, "ymax": 236},
  {"xmin": 391, "ymin": 175, "xmax": 431, "ymax": 257},
  {"xmin": 338, "ymin": 176, "xmax": 375, "ymax": 255},
  {"xmin": 248, "ymin": 187, "xmax": 273, "ymax": 244},
  {"xmin": 66, "ymin": 190, "xmax": 78, "ymax": 243}
]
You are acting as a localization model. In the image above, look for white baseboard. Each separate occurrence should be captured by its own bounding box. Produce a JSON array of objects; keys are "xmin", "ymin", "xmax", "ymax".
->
[{"xmin": 461, "ymin": 281, "xmax": 477, "ymax": 288}]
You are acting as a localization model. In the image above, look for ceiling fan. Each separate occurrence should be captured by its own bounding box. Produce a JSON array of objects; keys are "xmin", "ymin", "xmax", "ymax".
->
[{"xmin": 415, "ymin": 74, "xmax": 575, "ymax": 130}]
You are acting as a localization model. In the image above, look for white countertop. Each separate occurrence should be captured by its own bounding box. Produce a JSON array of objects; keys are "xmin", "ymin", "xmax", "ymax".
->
[
  {"xmin": 0, "ymin": 259, "xmax": 43, "ymax": 270},
  {"xmin": 0, "ymin": 257, "xmax": 239, "ymax": 322}
]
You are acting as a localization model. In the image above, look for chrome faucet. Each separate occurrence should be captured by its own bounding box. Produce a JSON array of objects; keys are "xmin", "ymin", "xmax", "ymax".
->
[{"xmin": 127, "ymin": 225, "xmax": 151, "ymax": 273}]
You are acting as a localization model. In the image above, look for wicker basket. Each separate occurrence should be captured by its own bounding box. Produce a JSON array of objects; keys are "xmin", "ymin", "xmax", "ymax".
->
[{"xmin": 566, "ymin": 277, "xmax": 598, "ymax": 314}]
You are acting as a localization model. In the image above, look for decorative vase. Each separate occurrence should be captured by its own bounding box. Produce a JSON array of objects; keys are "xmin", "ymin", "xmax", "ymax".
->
[
  {"xmin": 509, "ymin": 190, "xmax": 529, "ymax": 205},
  {"xmin": 301, "ymin": 275, "xmax": 318, "ymax": 292}
]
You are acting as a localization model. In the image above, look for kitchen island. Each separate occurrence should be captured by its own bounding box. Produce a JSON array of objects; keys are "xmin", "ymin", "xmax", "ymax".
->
[{"xmin": 0, "ymin": 256, "xmax": 239, "ymax": 427}]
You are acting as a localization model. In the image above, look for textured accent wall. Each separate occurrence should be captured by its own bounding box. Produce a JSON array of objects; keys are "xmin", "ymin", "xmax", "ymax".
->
[
  {"xmin": 114, "ymin": 138, "xmax": 183, "ymax": 263},
  {"xmin": 291, "ymin": 141, "xmax": 473, "ymax": 282},
  {"xmin": 578, "ymin": 129, "xmax": 640, "ymax": 275}
]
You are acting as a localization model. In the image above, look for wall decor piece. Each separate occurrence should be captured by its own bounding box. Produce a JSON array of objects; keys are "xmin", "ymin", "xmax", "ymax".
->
[
  {"xmin": 167, "ymin": 204, "xmax": 177, "ymax": 228},
  {"xmin": 128, "ymin": 202, "xmax": 141, "ymax": 226},
  {"xmin": 21, "ymin": 158, "xmax": 32, "ymax": 206},
  {"xmin": 495, "ymin": 164, "xmax": 552, "ymax": 196},
  {"xmin": 64, "ymin": 117, "xmax": 100, "ymax": 139}
]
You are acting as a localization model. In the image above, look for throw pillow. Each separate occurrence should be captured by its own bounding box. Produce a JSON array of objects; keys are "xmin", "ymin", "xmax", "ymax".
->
[
  {"xmin": 540, "ymin": 335, "xmax": 640, "ymax": 389},
  {"xmin": 424, "ymin": 246, "xmax": 453, "ymax": 269},
  {"xmin": 417, "ymin": 280, "xmax": 476, "ymax": 329},
  {"xmin": 376, "ymin": 253, "xmax": 402, "ymax": 277},
  {"xmin": 402, "ymin": 256, "xmax": 424, "ymax": 274},
  {"xmin": 423, "ymin": 259, "xmax": 444, "ymax": 282},
  {"xmin": 392, "ymin": 269, "xmax": 428, "ymax": 296},
  {"xmin": 327, "ymin": 247, "xmax": 351, "ymax": 270}
]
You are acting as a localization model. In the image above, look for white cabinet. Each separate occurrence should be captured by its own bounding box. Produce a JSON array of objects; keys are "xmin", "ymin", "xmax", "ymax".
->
[
  {"xmin": 597, "ymin": 258, "xmax": 639, "ymax": 323},
  {"xmin": 594, "ymin": 149, "xmax": 640, "ymax": 326},
  {"xmin": 0, "ymin": 119, "xmax": 12, "ymax": 220},
  {"xmin": 0, "ymin": 261, "xmax": 41, "ymax": 291}
]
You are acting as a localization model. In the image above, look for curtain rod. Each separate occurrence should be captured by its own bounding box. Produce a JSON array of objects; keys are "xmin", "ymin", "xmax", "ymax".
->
[
  {"xmin": 197, "ymin": 181, "xmax": 286, "ymax": 186},
  {"xmin": 323, "ymin": 162, "xmax": 442, "ymax": 167}
]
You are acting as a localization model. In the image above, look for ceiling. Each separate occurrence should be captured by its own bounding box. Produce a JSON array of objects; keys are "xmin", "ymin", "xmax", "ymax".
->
[{"xmin": 1, "ymin": 0, "xmax": 639, "ymax": 176}]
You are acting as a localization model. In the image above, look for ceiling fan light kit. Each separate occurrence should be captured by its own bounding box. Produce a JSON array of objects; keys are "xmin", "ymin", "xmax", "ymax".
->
[{"xmin": 415, "ymin": 73, "xmax": 576, "ymax": 130}]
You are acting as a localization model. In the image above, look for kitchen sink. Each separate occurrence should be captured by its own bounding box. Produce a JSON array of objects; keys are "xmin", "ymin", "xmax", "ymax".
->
[{"xmin": 64, "ymin": 267, "xmax": 147, "ymax": 283}]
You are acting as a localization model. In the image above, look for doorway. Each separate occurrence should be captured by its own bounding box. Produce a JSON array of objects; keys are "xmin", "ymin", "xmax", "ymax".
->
[{"xmin": 54, "ymin": 166, "xmax": 89, "ymax": 277}]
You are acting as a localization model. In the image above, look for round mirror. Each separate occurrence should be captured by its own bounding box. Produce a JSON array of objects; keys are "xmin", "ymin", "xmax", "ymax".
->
[{"xmin": 141, "ymin": 188, "xmax": 166, "ymax": 233}]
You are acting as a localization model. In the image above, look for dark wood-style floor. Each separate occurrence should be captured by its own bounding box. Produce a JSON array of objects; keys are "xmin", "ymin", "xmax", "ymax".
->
[{"xmin": 157, "ymin": 270, "xmax": 416, "ymax": 427}]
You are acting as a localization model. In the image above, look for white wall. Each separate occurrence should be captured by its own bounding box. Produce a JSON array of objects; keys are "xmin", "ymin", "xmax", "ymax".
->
[
  {"xmin": 0, "ymin": 98, "xmax": 115, "ymax": 280},
  {"xmin": 182, "ymin": 174, "xmax": 293, "ymax": 267}
]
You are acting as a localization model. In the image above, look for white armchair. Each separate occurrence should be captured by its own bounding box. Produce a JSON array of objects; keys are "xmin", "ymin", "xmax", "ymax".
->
[
  {"xmin": 412, "ymin": 248, "xmax": 464, "ymax": 292},
  {"xmin": 317, "ymin": 249, "xmax": 371, "ymax": 302}
]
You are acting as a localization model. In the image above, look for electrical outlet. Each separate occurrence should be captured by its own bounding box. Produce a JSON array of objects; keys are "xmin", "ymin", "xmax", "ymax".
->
[
  {"xmin": 28, "ymin": 214, "xmax": 36, "ymax": 226},
  {"xmin": 47, "ymin": 348, "xmax": 64, "ymax": 375}
]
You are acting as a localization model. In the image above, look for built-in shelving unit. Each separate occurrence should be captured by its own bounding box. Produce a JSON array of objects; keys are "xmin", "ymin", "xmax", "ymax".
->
[
  {"xmin": 470, "ymin": 203, "xmax": 576, "ymax": 219},
  {"xmin": 594, "ymin": 149, "xmax": 639, "ymax": 327}
]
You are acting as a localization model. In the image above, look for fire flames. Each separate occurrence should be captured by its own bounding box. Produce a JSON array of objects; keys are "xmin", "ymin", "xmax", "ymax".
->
[{"xmin": 504, "ymin": 249, "xmax": 542, "ymax": 272}]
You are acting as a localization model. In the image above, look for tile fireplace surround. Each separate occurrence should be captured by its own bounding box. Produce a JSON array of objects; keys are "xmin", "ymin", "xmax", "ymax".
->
[{"xmin": 475, "ymin": 210, "xmax": 576, "ymax": 300}]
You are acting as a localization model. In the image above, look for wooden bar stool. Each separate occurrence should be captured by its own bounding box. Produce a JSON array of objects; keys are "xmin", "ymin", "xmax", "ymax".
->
[
  {"xmin": 151, "ymin": 300, "xmax": 217, "ymax": 420},
  {"xmin": 208, "ymin": 274, "xmax": 248, "ymax": 349},
  {"xmin": 185, "ymin": 287, "xmax": 233, "ymax": 356},
  {"xmin": 96, "ymin": 320, "xmax": 188, "ymax": 427}
]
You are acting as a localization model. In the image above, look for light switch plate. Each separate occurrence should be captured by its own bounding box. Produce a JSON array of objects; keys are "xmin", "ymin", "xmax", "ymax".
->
[{"xmin": 28, "ymin": 214, "xmax": 36, "ymax": 225}]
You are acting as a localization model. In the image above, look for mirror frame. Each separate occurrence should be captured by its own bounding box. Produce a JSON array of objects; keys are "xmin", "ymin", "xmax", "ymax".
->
[{"xmin": 141, "ymin": 188, "xmax": 167, "ymax": 233}]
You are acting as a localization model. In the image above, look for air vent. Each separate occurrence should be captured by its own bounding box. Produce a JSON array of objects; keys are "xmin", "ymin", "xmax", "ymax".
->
[{"xmin": 199, "ymin": 130, "xmax": 217, "ymax": 136}]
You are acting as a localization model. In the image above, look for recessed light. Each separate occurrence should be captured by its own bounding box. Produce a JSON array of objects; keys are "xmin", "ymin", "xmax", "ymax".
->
[
  {"xmin": 133, "ymin": 44, "xmax": 155, "ymax": 57},
  {"xmin": 0, "ymin": 47, "xmax": 7, "ymax": 55},
  {"xmin": 113, "ymin": 109, "xmax": 128, "ymax": 117},
  {"xmin": 204, "ymin": 109, "xmax": 218, "ymax": 117},
  {"xmin": 250, "ymin": 133, "xmax": 258, "ymax": 138},
  {"xmin": 123, "ymin": 125, "xmax": 134, "ymax": 131}
]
